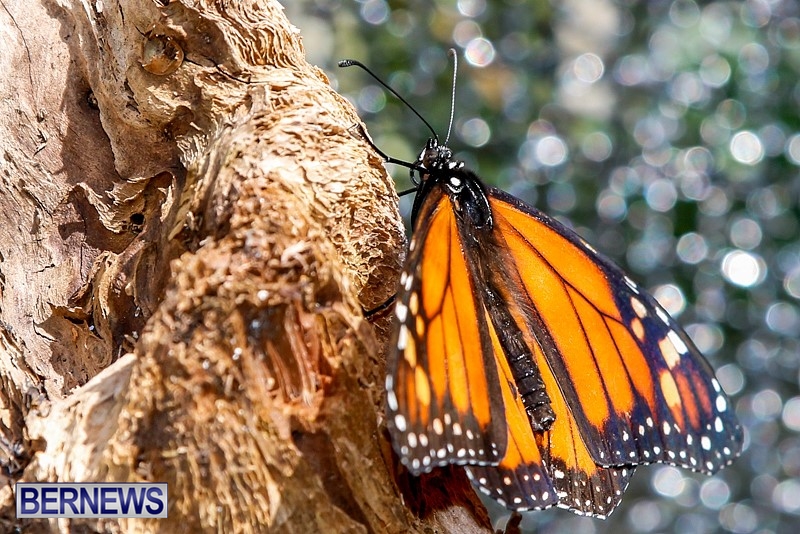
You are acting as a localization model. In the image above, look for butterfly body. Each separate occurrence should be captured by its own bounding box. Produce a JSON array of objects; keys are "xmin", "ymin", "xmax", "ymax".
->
[
  {"xmin": 384, "ymin": 137, "xmax": 743, "ymax": 518},
  {"xmin": 407, "ymin": 139, "xmax": 559, "ymax": 432}
]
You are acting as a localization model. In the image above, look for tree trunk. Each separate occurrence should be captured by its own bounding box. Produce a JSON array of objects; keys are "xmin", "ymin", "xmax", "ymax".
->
[{"xmin": 0, "ymin": 0, "xmax": 493, "ymax": 532}]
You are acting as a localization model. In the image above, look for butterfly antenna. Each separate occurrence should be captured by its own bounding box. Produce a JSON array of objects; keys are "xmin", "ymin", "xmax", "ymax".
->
[
  {"xmin": 339, "ymin": 59, "xmax": 439, "ymax": 142},
  {"xmin": 444, "ymin": 48, "xmax": 458, "ymax": 146}
]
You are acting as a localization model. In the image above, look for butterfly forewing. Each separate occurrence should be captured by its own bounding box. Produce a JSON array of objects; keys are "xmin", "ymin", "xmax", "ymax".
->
[
  {"xmin": 610, "ymin": 285, "xmax": 743, "ymax": 473},
  {"xmin": 487, "ymin": 189, "xmax": 742, "ymax": 475},
  {"xmin": 386, "ymin": 186, "xmax": 507, "ymax": 474}
]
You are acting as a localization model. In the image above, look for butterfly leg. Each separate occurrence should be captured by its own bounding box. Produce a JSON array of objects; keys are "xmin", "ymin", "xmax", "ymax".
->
[
  {"xmin": 346, "ymin": 124, "xmax": 423, "ymax": 172},
  {"xmin": 363, "ymin": 294, "xmax": 396, "ymax": 320}
]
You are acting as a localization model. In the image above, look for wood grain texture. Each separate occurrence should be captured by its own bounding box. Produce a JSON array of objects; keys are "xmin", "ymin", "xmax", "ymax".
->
[{"xmin": 0, "ymin": 0, "xmax": 493, "ymax": 531}]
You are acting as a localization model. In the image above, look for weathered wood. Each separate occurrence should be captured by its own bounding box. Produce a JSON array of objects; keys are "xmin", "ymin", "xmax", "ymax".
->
[{"xmin": 0, "ymin": 0, "xmax": 493, "ymax": 531}]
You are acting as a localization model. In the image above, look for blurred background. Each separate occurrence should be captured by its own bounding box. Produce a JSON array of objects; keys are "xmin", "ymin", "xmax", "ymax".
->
[{"xmin": 281, "ymin": 1, "xmax": 799, "ymax": 532}]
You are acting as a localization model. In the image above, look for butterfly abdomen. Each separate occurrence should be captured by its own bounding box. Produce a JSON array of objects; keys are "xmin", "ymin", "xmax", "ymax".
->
[{"xmin": 482, "ymin": 285, "xmax": 556, "ymax": 431}]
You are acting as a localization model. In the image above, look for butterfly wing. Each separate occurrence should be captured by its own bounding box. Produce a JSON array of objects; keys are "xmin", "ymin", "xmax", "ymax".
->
[
  {"xmin": 463, "ymin": 308, "xmax": 635, "ymax": 517},
  {"xmin": 386, "ymin": 185, "xmax": 507, "ymax": 474},
  {"xmin": 485, "ymin": 187, "xmax": 743, "ymax": 476},
  {"xmin": 463, "ymin": 239, "xmax": 634, "ymax": 518},
  {"xmin": 464, "ymin": 310, "xmax": 559, "ymax": 512}
]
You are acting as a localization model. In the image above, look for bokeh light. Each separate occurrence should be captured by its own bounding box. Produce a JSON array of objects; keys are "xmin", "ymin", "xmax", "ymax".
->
[
  {"xmin": 573, "ymin": 53, "xmax": 605, "ymax": 84},
  {"xmin": 464, "ymin": 37, "xmax": 495, "ymax": 67},
  {"xmin": 676, "ymin": 232, "xmax": 709, "ymax": 264},
  {"xmin": 721, "ymin": 250, "xmax": 767, "ymax": 288},
  {"xmin": 730, "ymin": 131, "xmax": 764, "ymax": 165},
  {"xmin": 357, "ymin": 85, "xmax": 387, "ymax": 114},
  {"xmin": 458, "ymin": 117, "xmax": 491, "ymax": 147},
  {"xmin": 536, "ymin": 135, "xmax": 568, "ymax": 167},
  {"xmin": 360, "ymin": 0, "xmax": 389, "ymax": 26},
  {"xmin": 457, "ymin": 0, "xmax": 486, "ymax": 18},
  {"xmin": 653, "ymin": 283, "xmax": 686, "ymax": 317},
  {"xmin": 581, "ymin": 132, "xmax": 613, "ymax": 162},
  {"xmin": 782, "ymin": 397, "xmax": 800, "ymax": 432}
]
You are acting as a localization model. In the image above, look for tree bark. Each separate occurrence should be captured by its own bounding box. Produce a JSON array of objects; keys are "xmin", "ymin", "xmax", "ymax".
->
[{"xmin": 0, "ymin": 0, "xmax": 493, "ymax": 532}]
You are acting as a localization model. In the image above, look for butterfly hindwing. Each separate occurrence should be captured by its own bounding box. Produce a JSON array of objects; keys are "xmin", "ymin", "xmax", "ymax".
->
[
  {"xmin": 386, "ymin": 186, "xmax": 507, "ymax": 474},
  {"xmin": 464, "ymin": 309, "xmax": 635, "ymax": 517},
  {"xmin": 464, "ymin": 310, "xmax": 558, "ymax": 511}
]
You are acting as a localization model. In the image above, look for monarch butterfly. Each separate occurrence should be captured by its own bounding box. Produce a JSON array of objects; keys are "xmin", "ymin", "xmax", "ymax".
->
[{"xmin": 340, "ymin": 52, "xmax": 742, "ymax": 519}]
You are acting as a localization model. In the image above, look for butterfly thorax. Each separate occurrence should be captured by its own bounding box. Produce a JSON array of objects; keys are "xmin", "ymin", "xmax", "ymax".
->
[{"xmin": 412, "ymin": 138, "xmax": 493, "ymax": 230}]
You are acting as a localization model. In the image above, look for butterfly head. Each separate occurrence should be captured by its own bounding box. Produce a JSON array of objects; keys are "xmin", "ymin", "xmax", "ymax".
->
[{"xmin": 416, "ymin": 138, "xmax": 464, "ymax": 175}]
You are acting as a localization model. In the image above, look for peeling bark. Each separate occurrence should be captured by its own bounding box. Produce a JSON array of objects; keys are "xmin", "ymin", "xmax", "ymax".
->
[{"xmin": 0, "ymin": 0, "xmax": 493, "ymax": 532}]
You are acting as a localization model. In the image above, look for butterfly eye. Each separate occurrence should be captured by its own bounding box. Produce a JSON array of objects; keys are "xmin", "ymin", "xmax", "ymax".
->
[{"xmin": 421, "ymin": 148, "xmax": 440, "ymax": 168}]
